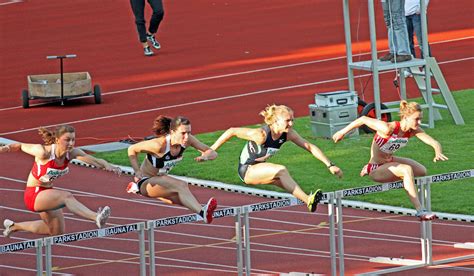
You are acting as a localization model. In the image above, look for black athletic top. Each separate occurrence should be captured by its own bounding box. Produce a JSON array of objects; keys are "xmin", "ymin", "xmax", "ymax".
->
[
  {"xmin": 146, "ymin": 135, "xmax": 186, "ymax": 174},
  {"xmin": 239, "ymin": 125, "xmax": 287, "ymax": 166}
]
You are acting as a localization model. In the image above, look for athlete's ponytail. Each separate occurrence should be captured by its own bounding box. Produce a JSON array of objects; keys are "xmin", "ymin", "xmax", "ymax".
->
[
  {"xmin": 152, "ymin": 115, "xmax": 191, "ymax": 136},
  {"xmin": 399, "ymin": 100, "xmax": 421, "ymax": 119},
  {"xmin": 38, "ymin": 125, "xmax": 75, "ymax": 145},
  {"xmin": 260, "ymin": 104, "xmax": 293, "ymax": 125},
  {"xmin": 152, "ymin": 115, "xmax": 172, "ymax": 136}
]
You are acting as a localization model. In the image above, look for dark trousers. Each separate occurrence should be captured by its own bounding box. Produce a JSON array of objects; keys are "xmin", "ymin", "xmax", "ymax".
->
[
  {"xmin": 130, "ymin": 0, "xmax": 164, "ymax": 43},
  {"xmin": 406, "ymin": 14, "xmax": 432, "ymax": 58}
]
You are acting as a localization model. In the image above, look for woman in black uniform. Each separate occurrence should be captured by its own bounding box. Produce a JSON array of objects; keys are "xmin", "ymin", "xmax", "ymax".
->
[
  {"xmin": 211, "ymin": 105, "xmax": 343, "ymax": 212},
  {"xmin": 127, "ymin": 116, "xmax": 218, "ymax": 223}
]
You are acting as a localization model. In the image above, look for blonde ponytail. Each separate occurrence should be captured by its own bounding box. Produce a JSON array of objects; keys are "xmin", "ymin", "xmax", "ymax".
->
[
  {"xmin": 399, "ymin": 100, "xmax": 421, "ymax": 119},
  {"xmin": 260, "ymin": 104, "xmax": 293, "ymax": 125}
]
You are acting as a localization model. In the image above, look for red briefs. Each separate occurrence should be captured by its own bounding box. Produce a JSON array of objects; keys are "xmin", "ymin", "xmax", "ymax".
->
[
  {"xmin": 360, "ymin": 163, "xmax": 382, "ymax": 176},
  {"xmin": 24, "ymin": 186, "xmax": 51, "ymax": 212},
  {"xmin": 366, "ymin": 163, "xmax": 381, "ymax": 174}
]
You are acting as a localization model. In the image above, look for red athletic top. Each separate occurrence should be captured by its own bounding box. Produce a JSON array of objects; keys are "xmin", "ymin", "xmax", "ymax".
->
[
  {"xmin": 31, "ymin": 144, "xmax": 70, "ymax": 183},
  {"xmin": 373, "ymin": 121, "xmax": 414, "ymax": 154}
]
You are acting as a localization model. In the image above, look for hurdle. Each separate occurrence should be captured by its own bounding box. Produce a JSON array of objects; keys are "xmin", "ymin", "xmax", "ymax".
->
[
  {"xmin": 144, "ymin": 196, "xmax": 334, "ymax": 276},
  {"xmin": 332, "ymin": 169, "xmax": 474, "ymax": 275},
  {"xmin": 0, "ymin": 195, "xmax": 334, "ymax": 275},
  {"xmin": 1, "ymin": 169, "xmax": 472, "ymax": 275}
]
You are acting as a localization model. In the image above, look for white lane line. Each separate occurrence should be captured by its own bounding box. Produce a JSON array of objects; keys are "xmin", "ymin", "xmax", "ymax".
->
[
  {"xmin": 0, "ymin": 75, "xmax": 348, "ymax": 135},
  {"xmin": 0, "ymin": 0, "xmax": 22, "ymax": 6},
  {"xmin": 100, "ymin": 36, "xmax": 473, "ymax": 97},
  {"xmin": 1, "ymin": 36, "xmax": 472, "ymax": 112},
  {"xmin": 1, "ymin": 56, "xmax": 472, "ymax": 136},
  {"xmin": 0, "ymin": 265, "xmax": 72, "ymax": 275}
]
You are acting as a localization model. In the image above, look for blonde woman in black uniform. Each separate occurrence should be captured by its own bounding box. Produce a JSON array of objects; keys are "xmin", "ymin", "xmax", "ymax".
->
[
  {"xmin": 127, "ymin": 116, "xmax": 218, "ymax": 223},
  {"xmin": 211, "ymin": 105, "xmax": 343, "ymax": 212}
]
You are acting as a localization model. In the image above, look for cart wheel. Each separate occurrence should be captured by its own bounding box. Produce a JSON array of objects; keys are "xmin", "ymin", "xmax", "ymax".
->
[
  {"xmin": 360, "ymin": 102, "xmax": 392, "ymax": 133},
  {"xmin": 357, "ymin": 98, "xmax": 367, "ymax": 116},
  {"xmin": 94, "ymin": 84, "xmax": 102, "ymax": 104},
  {"xmin": 22, "ymin": 89, "xmax": 29, "ymax": 108}
]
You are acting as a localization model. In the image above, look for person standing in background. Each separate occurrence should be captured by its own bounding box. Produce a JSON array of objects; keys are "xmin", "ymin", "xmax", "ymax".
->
[
  {"xmin": 130, "ymin": 0, "xmax": 164, "ymax": 57},
  {"xmin": 405, "ymin": 0, "xmax": 431, "ymax": 58},
  {"xmin": 379, "ymin": 0, "xmax": 413, "ymax": 63}
]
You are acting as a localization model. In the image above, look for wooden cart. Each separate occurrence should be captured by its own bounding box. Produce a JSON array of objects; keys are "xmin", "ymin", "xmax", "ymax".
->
[{"xmin": 21, "ymin": 55, "xmax": 101, "ymax": 108}]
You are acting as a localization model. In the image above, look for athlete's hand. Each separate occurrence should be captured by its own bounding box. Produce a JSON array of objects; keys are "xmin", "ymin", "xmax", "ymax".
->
[
  {"xmin": 330, "ymin": 166, "xmax": 343, "ymax": 178},
  {"xmin": 195, "ymin": 155, "xmax": 208, "ymax": 162},
  {"xmin": 0, "ymin": 145, "xmax": 11, "ymax": 153},
  {"xmin": 134, "ymin": 171, "xmax": 143, "ymax": 182},
  {"xmin": 106, "ymin": 165, "xmax": 122, "ymax": 176},
  {"xmin": 332, "ymin": 131, "xmax": 344, "ymax": 143},
  {"xmin": 433, "ymin": 152, "xmax": 448, "ymax": 162}
]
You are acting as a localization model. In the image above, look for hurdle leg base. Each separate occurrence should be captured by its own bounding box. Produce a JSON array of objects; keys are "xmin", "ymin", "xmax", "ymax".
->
[
  {"xmin": 369, "ymin": 257, "xmax": 424, "ymax": 266},
  {"xmin": 454, "ymin": 242, "xmax": 474, "ymax": 249}
]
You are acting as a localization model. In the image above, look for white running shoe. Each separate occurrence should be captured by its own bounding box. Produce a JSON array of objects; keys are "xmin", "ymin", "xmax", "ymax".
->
[
  {"xmin": 202, "ymin": 198, "xmax": 217, "ymax": 224},
  {"xmin": 96, "ymin": 206, "xmax": 111, "ymax": 228},
  {"xmin": 3, "ymin": 219, "xmax": 14, "ymax": 238},
  {"xmin": 126, "ymin": 182, "xmax": 140, "ymax": 194}
]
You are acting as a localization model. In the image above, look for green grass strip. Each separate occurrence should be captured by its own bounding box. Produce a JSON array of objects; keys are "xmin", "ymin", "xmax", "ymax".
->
[{"xmin": 95, "ymin": 89, "xmax": 474, "ymax": 215}]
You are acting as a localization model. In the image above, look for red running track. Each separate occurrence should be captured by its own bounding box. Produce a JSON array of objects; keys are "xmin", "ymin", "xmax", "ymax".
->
[
  {"xmin": 0, "ymin": 0, "xmax": 473, "ymax": 144},
  {"xmin": 1, "ymin": 1, "xmax": 473, "ymax": 275},
  {"xmin": 1, "ymin": 151, "xmax": 473, "ymax": 275}
]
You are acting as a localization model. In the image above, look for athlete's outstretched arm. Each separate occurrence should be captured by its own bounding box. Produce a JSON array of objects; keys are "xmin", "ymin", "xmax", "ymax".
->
[
  {"xmin": 0, "ymin": 143, "xmax": 48, "ymax": 159},
  {"xmin": 414, "ymin": 130, "xmax": 448, "ymax": 162},
  {"xmin": 72, "ymin": 149, "xmax": 122, "ymax": 175},
  {"xmin": 288, "ymin": 129, "xmax": 343, "ymax": 178},
  {"xmin": 211, "ymin": 127, "xmax": 266, "ymax": 151},
  {"xmin": 333, "ymin": 116, "xmax": 390, "ymax": 142},
  {"xmin": 188, "ymin": 135, "xmax": 217, "ymax": 162}
]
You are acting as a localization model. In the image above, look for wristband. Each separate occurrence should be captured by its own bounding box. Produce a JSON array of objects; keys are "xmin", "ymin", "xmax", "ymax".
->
[{"xmin": 327, "ymin": 162, "xmax": 336, "ymax": 169}]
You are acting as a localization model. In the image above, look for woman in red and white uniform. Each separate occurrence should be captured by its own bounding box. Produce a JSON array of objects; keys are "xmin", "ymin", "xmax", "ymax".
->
[
  {"xmin": 1, "ymin": 125, "xmax": 121, "ymax": 237},
  {"xmin": 333, "ymin": 101, "xmax": 448, "ymax": 220},
  {"xmin": 127, "ymin": 116, "xmax": 218, "ymax": 224}
]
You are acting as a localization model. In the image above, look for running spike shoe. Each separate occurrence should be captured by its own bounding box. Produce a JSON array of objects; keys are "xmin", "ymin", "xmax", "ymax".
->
[
  {"xmin": 202, "ymin": 198, "xmax": 217, "ymax": 224},
  {"xmin": 3, "ymin": 219, "xmax": 14, "ymax": 238},
  {"xmin": 96, "ymin": 206, "xmax": 111, "ymax": 228},
  {"xmin": 307, "ymin": 189, "xmax": 323, "ymax": 212}
]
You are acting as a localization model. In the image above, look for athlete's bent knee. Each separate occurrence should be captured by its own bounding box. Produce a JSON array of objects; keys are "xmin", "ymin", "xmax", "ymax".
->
[
  {"xmin": 399, "ymin": 164, "xmax": 414, "ymax": 176},
  {"xmin": 174, "ymin": 181, "xmax": 189, "ymax": 193},
  {"xmin": 415, "ymin": 165, "xmax": 427, "ymax": 176},
  {"xmin": 275, "ymin": 165, "xmax": 289, "ymax": 177}
]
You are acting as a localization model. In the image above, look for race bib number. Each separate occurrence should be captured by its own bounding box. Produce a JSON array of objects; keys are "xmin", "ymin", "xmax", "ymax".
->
[
  {"xmin": 39, "ymin": 167, "xmax": 69, "ymax": 182},
  {"xmin": 265, "ymin": 147, "xmax": 279, "ymax": 157},
  {"xmin": 158, "ymin": 157, "xmax": 183, "ymax": 174}
]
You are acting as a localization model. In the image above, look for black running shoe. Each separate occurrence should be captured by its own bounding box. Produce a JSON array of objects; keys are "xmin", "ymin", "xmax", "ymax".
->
[
  {"xmin": 144, "ymin": 46, "xmax": 154, "ymax": 56},
  {"xmin": 307, "ymin": 189, "xmax": 323, "ymax": 212}
]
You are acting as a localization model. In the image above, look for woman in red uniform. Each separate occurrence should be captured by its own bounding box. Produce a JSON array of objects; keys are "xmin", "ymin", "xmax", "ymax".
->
[
  {"xmin": 1, "ymin": 125, "xmax": 122, "ymax": 237},
  {"xmin": 332, "ymin": 101, "xmax": 448, "ymax": 220},
  {"xmin": 126, "ymin": 116, "xmax": 218, "ymax": 223}
]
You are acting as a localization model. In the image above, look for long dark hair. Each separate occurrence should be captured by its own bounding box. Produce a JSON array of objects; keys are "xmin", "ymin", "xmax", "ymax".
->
[{"xmin": 152, "ymin": 116, "xmax": 191, "ymax": 136}]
